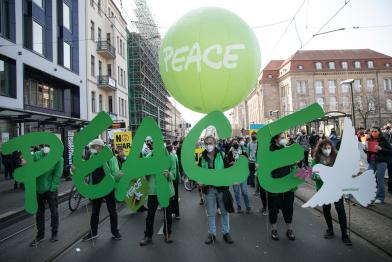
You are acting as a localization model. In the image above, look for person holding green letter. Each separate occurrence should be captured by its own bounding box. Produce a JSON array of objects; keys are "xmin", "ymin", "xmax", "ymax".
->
[
  {"xmin": 81, "ymin": 139, "xmax": 122, "ymax": 242},
  {"xmin": 268, "ymin": 133, "xmax": 297, "ymax": 241},
  {"xmin": 198, "ymin": 136, "xmax": 234, "ymax": 245},
  {"xmin": 140, "ymin": 143, "xmax": 176, "ymax": 246},
  {"xmin": 30, "ymin": 144, "xmax": 63, "ymax": 246}
]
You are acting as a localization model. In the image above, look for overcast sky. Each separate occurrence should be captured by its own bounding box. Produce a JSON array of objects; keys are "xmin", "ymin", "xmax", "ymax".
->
[{"xmin": 121, "ymin": 0, "xmax": 392, "ymax": 126}]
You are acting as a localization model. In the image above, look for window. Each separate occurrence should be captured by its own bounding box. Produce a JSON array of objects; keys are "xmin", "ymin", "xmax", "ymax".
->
[
  {"xmin": 268, "ymin": 74, "xmax": 273, "ymax": 79},
  {"xmin": 328, "ymin": 62, "xmax": 335, "ymax": 70},
  {"xmin": 98, "ymin": 27, "xmax": 101, "ymax": 41},
  {"xmin": 107, "ymin": 33, "xmax": 111, "ymax": 44},
  {"xmin": 315, "ymin": 62, "xmax": 322, "ymax": 70},
  {"xmin": 63, "ymin": 2, "xmax": 71, "ymax": 31},
  {"xmin": 24, "ymin": 79, "xmax": 64, "ymax": 111},
  {"xmin": 99, "ymin": 94, "xmax": 103, "ymax": 111},
  {"xmin": 120, "ymin": 69, "xmax": 123, "ymax": 86},
  {"xmin": 98, "ymin": 60, "xmax": 102, "ymax": 76},
  {"xmin": 97, "ymin": 0, "xmax": 101, "ymax": 14},
  {"xmin": 33, "ymin": 0, "xmax": 43, "ymax": 9},
  {"xmin": 341, "ymin": 61, "xmax": 348, "ymax": 69},
  {"xmin": 108, "ymin": 96, "xmax": 113, "ymax": 113},
  {"xmin": 297, "ymin": 65, "xmax": 304, "ymax": 70},
  {"xmin": 108, "ymin": 7, "xmax": 111, "ymax": 17},
  {"xmin": 107, "ymin": 64, "xmax": 112, "ymax": 77},
  {"xmin": 366, "ymin": 79, "xmax": 375, "ymax": 92},
  {"xmin": 341, "ymin": 83, "xmax": 349, "ymax": 93},
  {"xmin": 367, "ymin": 61, "xmax": 374, "ymax": 69},
  {"xmin": 0, "ymin": 56, "xmax": 16, "ymax": 98},
  {"xmin": 317, "ymin": 97, "xmax": 324, "ymax": 109},
  {"xmin": 91, "ymin": 91, "xmax": 96, "ymax": 113},
  {"xmin": 90, "ymin": 21, "xmax": 94, "ymax": 40},
  {"xmin": 90, "ymin": 55, "xmax": 95, "ymax": 77},
  {"xmin": 33, "ymin": 21, "xmax": 44, "ymax": 55},
  {"xmin": 342, "ymin": 96, "xmax": 350, "ymax": 108},
  {"xmin": 354, "ymin": 79, "xmax": 362, "ymax": 92},
  {"xmin": 385, "ymin": 63, "xmax": 391, "ymax": 68},
  {"xmin": 315, "ymin": 80, "xmax": 323, "ymax": 94},
  {"xmin": 119, "ymin": 98, "xmax": 121, "ymax": 116},
  {"xmin": 120, "ymin": 39, "xmax": 123, "ymax": 56},
  {"xmin": 328, "ymin": 80, "xmax": 336, "ymax": 94},
  {"xmin": 299, "ymin": 101, "xmax": 306, "ymax": 109},
  {"xmin": 0, "ymin": 0, "xmax": 10, "ymax": 39},
  {"xmin": 90, "ymin": 0, "xmax": 94, "ymax": 7},
  {"xmin": 387, "ymin": 99, "xmax": 392, "ymax": 112},
  {"xmin": 356, "ymin": 97, "xmax": 363, "ymax": 110},
  {"xmin": 330, "ymin": 97, "xmax": 337, "ymax": 111},
  {"xmin": 117, "ymin": 36, "xmax": 119, "ymax": 52},
  {"xmin": 384, "ymin": 79, "xmax": 392, "ymax": 91},
  {"xmin": 63, "ymin": 41, "xmax": 71, "ymax": 69},
  {"xmin": 354, "ymin": 61, "xmax": 361, "ymax": 69},
  {"xmin": 117, "ymin": 66, "xmax": 120, "ymax": 84},
  {"xmin": 296, "ymin": 81, "xmax": 306, "ymax": 94}
]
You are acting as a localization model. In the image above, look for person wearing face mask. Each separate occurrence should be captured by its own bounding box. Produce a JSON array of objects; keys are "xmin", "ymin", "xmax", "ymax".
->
[
  {"xmin": 383, "ymin": 125, "xmax": 392, "ymax": 194},
  {"xmin": 227, "ymin": 139, "xmax": 250, "ymax": 213},
  {"xmin": 142, "ymin": 137, "xmax": 153, "ymax": 157},
  {"xmin": 81, "ymin": 139, "xmax": 122, "ymax": 242},
  {"xmin": 115, "ymin": 147, "xmax": 126, "ymax": 169},
  {"xmin": 365, "ymin": 127, "xmax": 392, "ymax": 204},
  {"xmin": 198, "ymin": 136, "xmax": 233, "ymax": 245},
  {"xmin": 30, "ymin": 144, "xmax": 63, "ymax": 246},
  {"xmin": 312, "ymin": 139, "xmax": 352, "ymax": 246},
  {"xmin": 295, "ymin": 129, "xmax": 311, "ymax": 167},
  {"xmin": 268, "ymin": 133, "xmax": 297, "ymax": 241},
  {"xmin": 247, "ymin": 132, "xmax": 258, "ymax": 188}
]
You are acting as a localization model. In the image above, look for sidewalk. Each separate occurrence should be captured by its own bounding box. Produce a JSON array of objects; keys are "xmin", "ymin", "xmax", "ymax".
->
[{"xmin": 295, "ymin": 181, "xmax": 392, "ymax": 257}]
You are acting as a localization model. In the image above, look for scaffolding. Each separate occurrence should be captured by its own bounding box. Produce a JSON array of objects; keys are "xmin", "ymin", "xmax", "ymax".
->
[{"xmin": 127, "ymin": 0, "xmax": 170, "ymax": 138}]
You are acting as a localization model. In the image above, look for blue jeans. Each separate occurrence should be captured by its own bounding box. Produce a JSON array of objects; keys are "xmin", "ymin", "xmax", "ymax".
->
[
  {"xmin": 232, "ymin": 182, "xmax": 250, "ymax": 210},
  {"xmin": 206, "ymin": 188, "xmax": 230, "ymax": 235},
  {"xmin": 368, "ymin": 161, "xmax": 387, "ymax": 201}
]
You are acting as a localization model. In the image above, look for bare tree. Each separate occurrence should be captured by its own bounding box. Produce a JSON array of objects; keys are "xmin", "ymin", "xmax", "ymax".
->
[{"xmin": 354, "ymin": 85, "xmax": 378, "ymax": 128}]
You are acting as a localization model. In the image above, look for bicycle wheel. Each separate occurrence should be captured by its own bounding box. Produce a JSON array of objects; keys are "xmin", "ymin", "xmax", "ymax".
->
[
  {"xmin": 184, "ymin": 177, "xmax": 195, "ymax": 191},
  {"xmin": 68, "ymin": 185, "xmax": 82, "ymax": 212}
]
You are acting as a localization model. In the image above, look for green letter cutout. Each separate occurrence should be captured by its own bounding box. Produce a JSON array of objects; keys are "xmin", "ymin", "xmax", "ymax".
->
[
  {"xmin": 115, "ymin": 117, "xmax": 171, "ymax": 207},
  {"xmin": 2, "ymin": 133, "xmax": 63, "ymax": 214},
  {"xmin": 181, "ymin": 111, "xmax": 248, "ymax": 185},
  {"xmin": 257, "ymin": 103, "xmax": 324, "ymax": 193},
  {"xmin": 72, "ymin": 112, "xmax": 114, "ymax": 199}
]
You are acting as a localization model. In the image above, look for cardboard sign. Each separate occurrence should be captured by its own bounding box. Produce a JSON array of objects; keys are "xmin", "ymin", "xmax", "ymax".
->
[{"xmin": 114, "ymin": 131, "xmax": 132, "ymax": 156}]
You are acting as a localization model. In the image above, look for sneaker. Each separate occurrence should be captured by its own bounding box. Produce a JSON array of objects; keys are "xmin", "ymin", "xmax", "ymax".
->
[
  {"xmin": 342, "ymin": 234, "xmax": 352, "ymax": 246},
  {"xmin": 175, "ymin": 216, "xmax": 181, "ymax": 220},
  {"xmin": 217, "ymin": 208, "xmax": 222, "ymax": 215},
  {"xmin": 271, "ymin": 230, "xmax": 279, "ymax": 241},
  {"xmin": 223, "ymin": 233, "xmax": 234, "ymax": 244},
  {"xmin": 236, "ymin": 206, "xmax": 242, "ymax": 213},
  {"xmin": 199, "ymin": 198, "xmax": 205, "ymax": 205},
  {"xmin": 140, "ymin": 235, "xmax": 152, "ymax": 246},
  {"xmin": 30, "ymin": 237, "xmax": 44, "ymax": 247},
  {"xmin": 164, "ymin": 234, "xmax": 173, "ymax": 244},
  {"xmin": 324, "ymin": 229, "xmax": 334, "ymax": 239},
  {"xmin": 286, "ymin": 230, "xmax": 295, "ymax": 241},
  {"xmin": 246, "ymin": 207, "xmax": 251, "ymax": 214},
  {"xmin": 374, "ymin": 199, "xmax": 384, "ymax": 204},
  {"xmin": 261, "ymin": 208, "xmax": 268, "ymax": 216},
  {"xmin": 50, "ymin": 233, "xmax": 59, "ymax": 242},
  {"xmin": 112, "ymin": 232, "xmax": 122, "ymax": 240},
  {"xmin": 204, "ymin": 234, "xmax": 216, "ymax": 245},
  {"xmin": 82, "ymin": 232, "xmax": 98, "ymax": 242}
]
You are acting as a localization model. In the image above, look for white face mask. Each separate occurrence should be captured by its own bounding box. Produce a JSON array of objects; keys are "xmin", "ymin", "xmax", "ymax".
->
[
  {"xmin": 279, "ymin": 138, "xmax": 287, "ymax": 146},
  {"xmin": 322, "ymin": 148, "xmax": 331, "ymax": 157},
  {"xmin": 90, "ymin": 148, "xmax": 97, "ymax": 155},
  {"xmin": 43, "ymin": 147, "xmax": 50, "ymax": 154},
  {"xmin": 206, "ymin": 145, "xmax": 215, "ymax": 153},
  {"xmin": 240, "ymin": 141, "xmax": 245, "ymax": 146}
]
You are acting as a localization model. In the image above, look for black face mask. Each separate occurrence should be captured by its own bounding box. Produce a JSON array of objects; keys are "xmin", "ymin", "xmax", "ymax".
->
[
  {"xmin": 251, "ymin": 136, "xmax": 257, "ymax": 141},
  {"xmin": 166, "ymin": 145, "xmax": 173, "ymax": 152},
  {"xmin": 233, "ymin": 144, "xmax": 239, "ymax": 149}
]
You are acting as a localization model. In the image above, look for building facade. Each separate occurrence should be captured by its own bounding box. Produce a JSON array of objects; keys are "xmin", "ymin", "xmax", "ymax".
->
[
  {"xmin": 232, "ymin": 49, "xmax": 392, "ymax": 131},
  {"xmin": 85, "ymin": 0, "xmax": 128, "ymax": 133},
  {"xmin": 0, "ymin": 0, "xmax": 87, "ymax": 163}
]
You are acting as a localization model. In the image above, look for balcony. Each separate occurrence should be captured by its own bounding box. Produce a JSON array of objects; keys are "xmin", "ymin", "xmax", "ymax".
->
[
  {"xmin": 97, "ymin": 75, "xmax": 116, "ymax": 91},
  {"xmin": 96, "ymin": 40, "xmax": 116, "ymax": 59}
]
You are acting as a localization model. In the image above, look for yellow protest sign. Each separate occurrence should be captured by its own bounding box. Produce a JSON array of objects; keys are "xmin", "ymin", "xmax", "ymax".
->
[{"xmin": 114, "ymin": 131, "xmax": 132, "ymax": 156}]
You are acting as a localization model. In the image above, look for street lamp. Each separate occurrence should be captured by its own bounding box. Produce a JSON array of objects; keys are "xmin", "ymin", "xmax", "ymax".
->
[{"xmin": 340, "ymin": 79, "xmax": 356, "ymax": 128}]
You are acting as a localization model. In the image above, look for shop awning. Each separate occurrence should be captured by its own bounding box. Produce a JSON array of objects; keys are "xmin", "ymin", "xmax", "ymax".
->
[{"xmin": 0, "ymin": 107, "xmax": 89, "ymax": 128}]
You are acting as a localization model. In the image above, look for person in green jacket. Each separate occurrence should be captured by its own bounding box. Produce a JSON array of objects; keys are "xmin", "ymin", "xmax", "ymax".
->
[
  {"xmin": 140, "ymin": 143, "xmax": 176, "ymax": 246},
  {"xmin": 30, "ymin": 144, "xmax": 64, "ymax": 246},
  {"xmin": 168, "ymin": 144, "xmax": 181, "ymax": 220},
  {"xmin": 81, "ymin": 139, "xmax": 122, "ymax": 242}
]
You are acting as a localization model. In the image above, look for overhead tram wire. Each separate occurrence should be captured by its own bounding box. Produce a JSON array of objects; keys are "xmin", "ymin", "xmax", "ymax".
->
[{"xmin": 301, "ymin": 0, "xmax": 351, "ymax": 49}]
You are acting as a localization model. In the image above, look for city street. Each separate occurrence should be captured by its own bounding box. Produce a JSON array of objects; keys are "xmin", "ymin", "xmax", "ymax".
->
[{"xmin": 1, "ymin": 184, "xmax": 389, "ymax": 262}]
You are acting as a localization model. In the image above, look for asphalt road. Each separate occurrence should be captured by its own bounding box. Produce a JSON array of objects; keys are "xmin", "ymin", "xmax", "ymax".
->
[{"xmin": 54, "ymin": 187, "xmax": 390, "ymax": 262}]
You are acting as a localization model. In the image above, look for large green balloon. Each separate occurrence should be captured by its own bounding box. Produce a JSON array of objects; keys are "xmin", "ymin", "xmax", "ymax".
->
[{"xmin": 159, "ymin": 7, "xmax": 261, "ymax": 113}]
